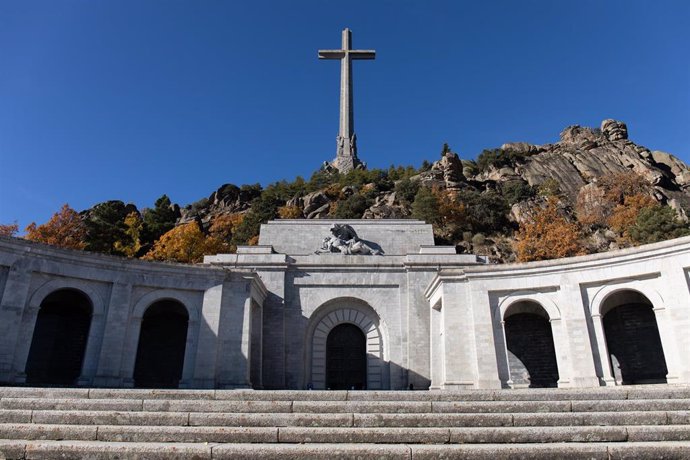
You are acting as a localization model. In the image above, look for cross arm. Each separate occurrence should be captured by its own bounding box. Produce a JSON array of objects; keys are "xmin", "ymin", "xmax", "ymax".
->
[
  {"xmin": 318, "ymin": 50, "xmax": 345, "ymax": 59},
  {"xmin": 350, "ymin": 50, "xmax": 376, "ymax": 60}
]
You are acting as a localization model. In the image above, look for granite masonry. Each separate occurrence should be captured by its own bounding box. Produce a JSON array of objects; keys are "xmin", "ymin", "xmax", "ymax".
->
[{"xmin": 0, "ymin": 219, "xmax": 688, "ymax": 391}]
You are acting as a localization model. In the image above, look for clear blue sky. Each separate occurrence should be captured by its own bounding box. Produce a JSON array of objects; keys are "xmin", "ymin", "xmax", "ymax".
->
[{"xmin": 1, "ymin": 0, "xmax": 688, "ymax": 229}]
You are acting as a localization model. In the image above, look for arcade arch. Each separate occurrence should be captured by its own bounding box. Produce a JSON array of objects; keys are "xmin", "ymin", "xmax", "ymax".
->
[
  {"xmin": 25, "ymin": 289, "xmax": 93, "ymax": 385},
  {"xmin": 133, "ymin": 299, "xmax": 189, "ymax": 388},
  {"xmin": 600, "ymin": 290, "xmax": 667, "ymax": 384},
  {"xmin": 306, "ymin": 298, "xmax": 387, "ymax": 390}
]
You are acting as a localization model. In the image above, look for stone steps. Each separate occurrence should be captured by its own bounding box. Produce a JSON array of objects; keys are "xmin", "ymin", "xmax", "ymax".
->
[
  {"xmin": 1, "ymin": 423, "xmax": 690, "ymax": 443},
  {"xmin": 0, "ymin": 386, "xmax": 689, "ymax": 459},
  {"xmin": 1, "ymin": 440, "xmax": 690, "ymax": 459}
]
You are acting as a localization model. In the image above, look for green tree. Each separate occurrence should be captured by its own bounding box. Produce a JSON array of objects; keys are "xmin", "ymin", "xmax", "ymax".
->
[
  {"xmin": 411, "ymin": 187, "xmax": 441, "ymax": 226},
  {"xmin": 231, "ymin": 194, "xmax": 280, "ymax": 245},
  {"xmin": 628, "ymin": 206, "xmax": 690, "ymax": 244},
  {"xmin": 394, "ymin": 178, "xmax": 420, "ymax": 205},
  {"xmin": 333, "ymin": 194, "xmax": 371, "ymax": 219},
  {"xmin": 83, "ymin": 201, "xmax": 134, "ymax": 255},
  {"xmin": 142, "ymin": 195, "xmax": 178, "ymax": 245}
]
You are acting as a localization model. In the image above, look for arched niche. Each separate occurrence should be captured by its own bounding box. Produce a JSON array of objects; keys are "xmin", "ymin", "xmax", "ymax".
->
[
  {"xmin": 305, "ymin": 298, "xmax": 387, "ymax": 390},
  {"xmin": 25, "ymin": 288, "xmax": 93, "ymax": 385},
  {"xmin": 133, "ymin": 299, "xmax": 189, "ymax": 388},
  {"xmin": 503, "ymin": 301, "xmax": 560, "ymax": 388},
  {"xmin": 600, "ymin": 289, "xmax": 667, "ymax": 384}
]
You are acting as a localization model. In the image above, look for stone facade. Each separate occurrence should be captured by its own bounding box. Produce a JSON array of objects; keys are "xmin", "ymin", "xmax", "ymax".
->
[{"xmin": 0, "ymin": 219, "xmax": 688, "ymax": 390}]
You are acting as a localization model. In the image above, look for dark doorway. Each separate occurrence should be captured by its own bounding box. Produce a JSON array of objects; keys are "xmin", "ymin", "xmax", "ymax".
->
[
  {"xmin": 25, "ymin": 289, "xmax": 93, "ymax": 385},
  {"xmin": 326, "ymin": 323, "xmax": 366, "ymax": 390},
  {"xmin": 133, "ymin": 300, "xmax": 188, "ymax": 388},
  {"xmin": 603, "ymin": 294, "xmax": 667, "ymax": 384},
  {"xmin": 505, "ymin": 312, "xmax": 559, "ymax": 388}
]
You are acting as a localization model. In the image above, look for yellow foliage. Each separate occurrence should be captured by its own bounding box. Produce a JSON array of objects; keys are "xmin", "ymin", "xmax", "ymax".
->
[
  {"xmin": 515, "ymin": 198, "xmax": 585, "ymax": 262},
  {"xmin": 278, "ymin": 205, "xmax": 302, "ymax": 219},
  {"xmin": 114, "ymin": 212, "xmax": 143, "ymax": 258},
  {"xmin": 607, "ymin": 193, "xmax": 658, "ymax": 242},
  {"xmin": 209, "ymin": 213, "xmax": 243, "ymax": 240},
  {"xmin": 247, "ymin": 235, "xmax": 259, "ymax": 246},
  {"xmin": 24, "ymin": 204, "xmax": 87, "ymax": 250},
  {"xmin": 143, "ymin": 222, "xmax": 215, "ymax": 263},
  {"xmin": 598, "ymin": 171, "xmax": 650, "ymax": 205}
]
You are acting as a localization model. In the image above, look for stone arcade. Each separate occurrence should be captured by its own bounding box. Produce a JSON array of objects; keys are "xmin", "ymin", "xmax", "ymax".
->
[{"xmin": 0, "ymin": 221, "xmax": 688, "ymax": 391}]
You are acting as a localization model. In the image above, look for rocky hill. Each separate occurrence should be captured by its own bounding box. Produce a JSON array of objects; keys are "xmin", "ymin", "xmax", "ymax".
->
[
  {"xmin": 14, "ymin": 119, "xmax": 688, "ymax": 264},
  {"xmin": 168, "ymin": 119, "xmax": 689, "ymax": 262}
]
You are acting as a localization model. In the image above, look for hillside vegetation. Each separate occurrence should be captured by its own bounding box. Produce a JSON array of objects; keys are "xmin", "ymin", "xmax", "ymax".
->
[{"xmin": 4, "ymin": 119, "xmax": 689, "ymax": 263}]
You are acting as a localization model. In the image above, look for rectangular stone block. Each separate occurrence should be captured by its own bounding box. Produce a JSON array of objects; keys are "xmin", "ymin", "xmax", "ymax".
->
[
  {"xmin": 88, "ymin": 389, "xmax": 216, "ymax": 400},
  {"xmin": 626, "ymin": 388, "xmax": 690, "ymax": 400},
  {"xmin": 0, "ymin": 388, "xmax": 89, "ymax": 399},
  {"xmin": 432, "ymin": 400, "xmax": 571, "ymax": 413},
  {"xmin": 0, "ymin": 423, "xmax": 97, "ymax": 441},
  {"xmin": 512, "ymin": 413, "xmax": 584, "ymax": 427},
  {"xmin": 189, "ymin": 412, "xmax": 353, "ymax": 427},
  {"xmin": 354, "ymin": 413, "xmax": 512, "ymax": 428},
  {"xmin": 410, "ymin": 443, "xmax": 608, "ymax": 460},
  {"xmin": 572, "ymin": 399, "xmax": 690, "ymax": 412},
  {"xmin": 278, "ymin": 427, "xmax": 450, "ymax": 444},
  {"xmin": 97, "ymin": 426, "xmax": 278, "ymax": 443},
  {"xmin": 24, "ymin": 440, "xmax": 212, "ymax": 460},
  {"xmin": 212, "ymin": 443, "xmax": 411, "ymax": 459},
  {"xmin": 0, "ymin": 409, "xmax": 32, "ymax": 423},
  {"xmin": 292, "ymin": 401, "xmax": 431, "ymax": 413},
  {"xmin": 667, "ymin": 410, "xmax": 690, "ymax": 424},
  {"xmin": 606, "ymin": 441, "xmax": 690, "ymax": 459},
  {"xmin": 626, "ymin": 425, "xmax": 690, "ymax": 441},
  {"xmin": 31, "ymin": 410, "xmax": 189, "ymax": 426},
  {"xmin": 0, "ymin": 397, "xmax": 143, "ymax": 411},
  {"xmin": 214, "ymin": 390, "xmax": 348, "ymax": 401},
  {"xmin": 0, "ymin": 440, "xmax": 26, "ymax": 460},
  {"xmin": 143, "ymin": 399, "xmax": 292, "ymax": 413},
  {"xmin": 448, "ymin": 426, "xmax": 627, "ymax": 443},
  {"xmin": 580, "ymin": 411, "xmax": 668, "ymax": 426}
]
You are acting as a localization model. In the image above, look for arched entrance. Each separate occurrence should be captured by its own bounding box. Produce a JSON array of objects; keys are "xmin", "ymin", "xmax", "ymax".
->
[
  {"xmin": 602, "ymin": 290, "xmax": 667, "ymax": 384},
  {"xmin": 308, "ymin": 300, "xmax": 387, "ymax": 390},
  {"xmin": 25, "ymin": 289, "xmax": 93, "ymax": 385},
  {"xmin": 133, "ymin": 299, "xmax": 189, "ymax": 388},
  {"xmin": 326, "ymin": 323, "xmax": 367, "ymax": 390},
  {"xmin": 504, "ymin": 301, "xmax": 559, "ymax": 388}
]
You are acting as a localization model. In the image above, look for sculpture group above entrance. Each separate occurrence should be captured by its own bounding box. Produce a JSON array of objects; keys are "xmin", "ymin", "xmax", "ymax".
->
[{"xmin": 315, "ymin": 224, "xmax": 382, "ymax": 255}]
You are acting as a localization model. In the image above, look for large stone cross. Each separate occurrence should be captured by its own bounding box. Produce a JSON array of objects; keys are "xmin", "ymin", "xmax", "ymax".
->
[{"xmin": 319, "ymin": 28, "xmax": 375, "ymax": 173}]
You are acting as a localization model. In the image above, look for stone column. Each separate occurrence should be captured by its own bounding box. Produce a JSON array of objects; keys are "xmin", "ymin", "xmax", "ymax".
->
[
  {"xmin": 591, "ymin": 313, "xmax": 616, "ymax": 385},
  {"xmin": 190, "ymin": 284, "xmax": 224, "ymax": 388},
  {"xmin": 93, "ymin": 282, "xmax": 133, "ymax": 387},
  {"xmin": 0, "ymin": 259, "xmax": 32, "ymax": 382}
]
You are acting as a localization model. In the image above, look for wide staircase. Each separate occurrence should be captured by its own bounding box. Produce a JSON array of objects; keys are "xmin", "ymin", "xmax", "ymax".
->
[{"xmin": 0, "ymin": 385, "xmax": 689, "ymax": 459}]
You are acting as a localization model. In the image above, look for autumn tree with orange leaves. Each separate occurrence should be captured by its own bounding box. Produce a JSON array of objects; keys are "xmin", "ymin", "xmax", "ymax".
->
[
  {"xmin": 142, "ymin": 216, "xmax": 241, "ymax": 264},
  {"xmin": 515, "ymin": 197, "xmax": 585, "ymax": 262},
  {"xmin": 0, "ymin": 223, "xmax": 19, "ymax": 237},
  {"xmin": 24, "ymin": 204, "xmax": 87, "ymax": 250}
]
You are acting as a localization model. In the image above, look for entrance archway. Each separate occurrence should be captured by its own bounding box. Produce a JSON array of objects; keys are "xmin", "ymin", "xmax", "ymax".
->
[
  {"xmin": 25, "ymin": 289, "xmax": 93, "ymax": 385},
  {"xmin": 133, "ymin": 299, "xmax": 189, "ymax": 388},
  {"xmin": 504, "ymin": 301, "xmax": 559, "ymax": 388},
  {"xmin": 602, "ymin": 290, "xmax": 667, "ymax": 384},
  {"xmin": 326, "ymin": 323, "xmax": 367, "ymax": 390}
]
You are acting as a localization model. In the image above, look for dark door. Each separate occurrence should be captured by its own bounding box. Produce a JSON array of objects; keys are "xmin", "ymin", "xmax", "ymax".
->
[
  {"xmin": 25, "ymin": 289, "xmax": 92, "ymax": 386},
  {"xmin": 133, "ymin": 300, "xmax": 188, "ymax": 388},
  {"xmin": 326, "ymin": 323, "xmax": 366, "ymax": 390},
  {"xmin": 604, "ymin": 303, "xmax": 667, "ymax": 384}
]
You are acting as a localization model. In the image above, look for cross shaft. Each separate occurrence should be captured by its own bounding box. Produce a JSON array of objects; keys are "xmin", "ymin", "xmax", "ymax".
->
[{"xmin": 318, "ymin": 28, "xmax": 375, "ymax": 172}]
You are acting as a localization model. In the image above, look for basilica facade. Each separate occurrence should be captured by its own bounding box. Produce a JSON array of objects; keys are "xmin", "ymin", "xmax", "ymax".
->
[{"xmin": 0, "ymin": 219, "xmax": 688, "ymax": 391}]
